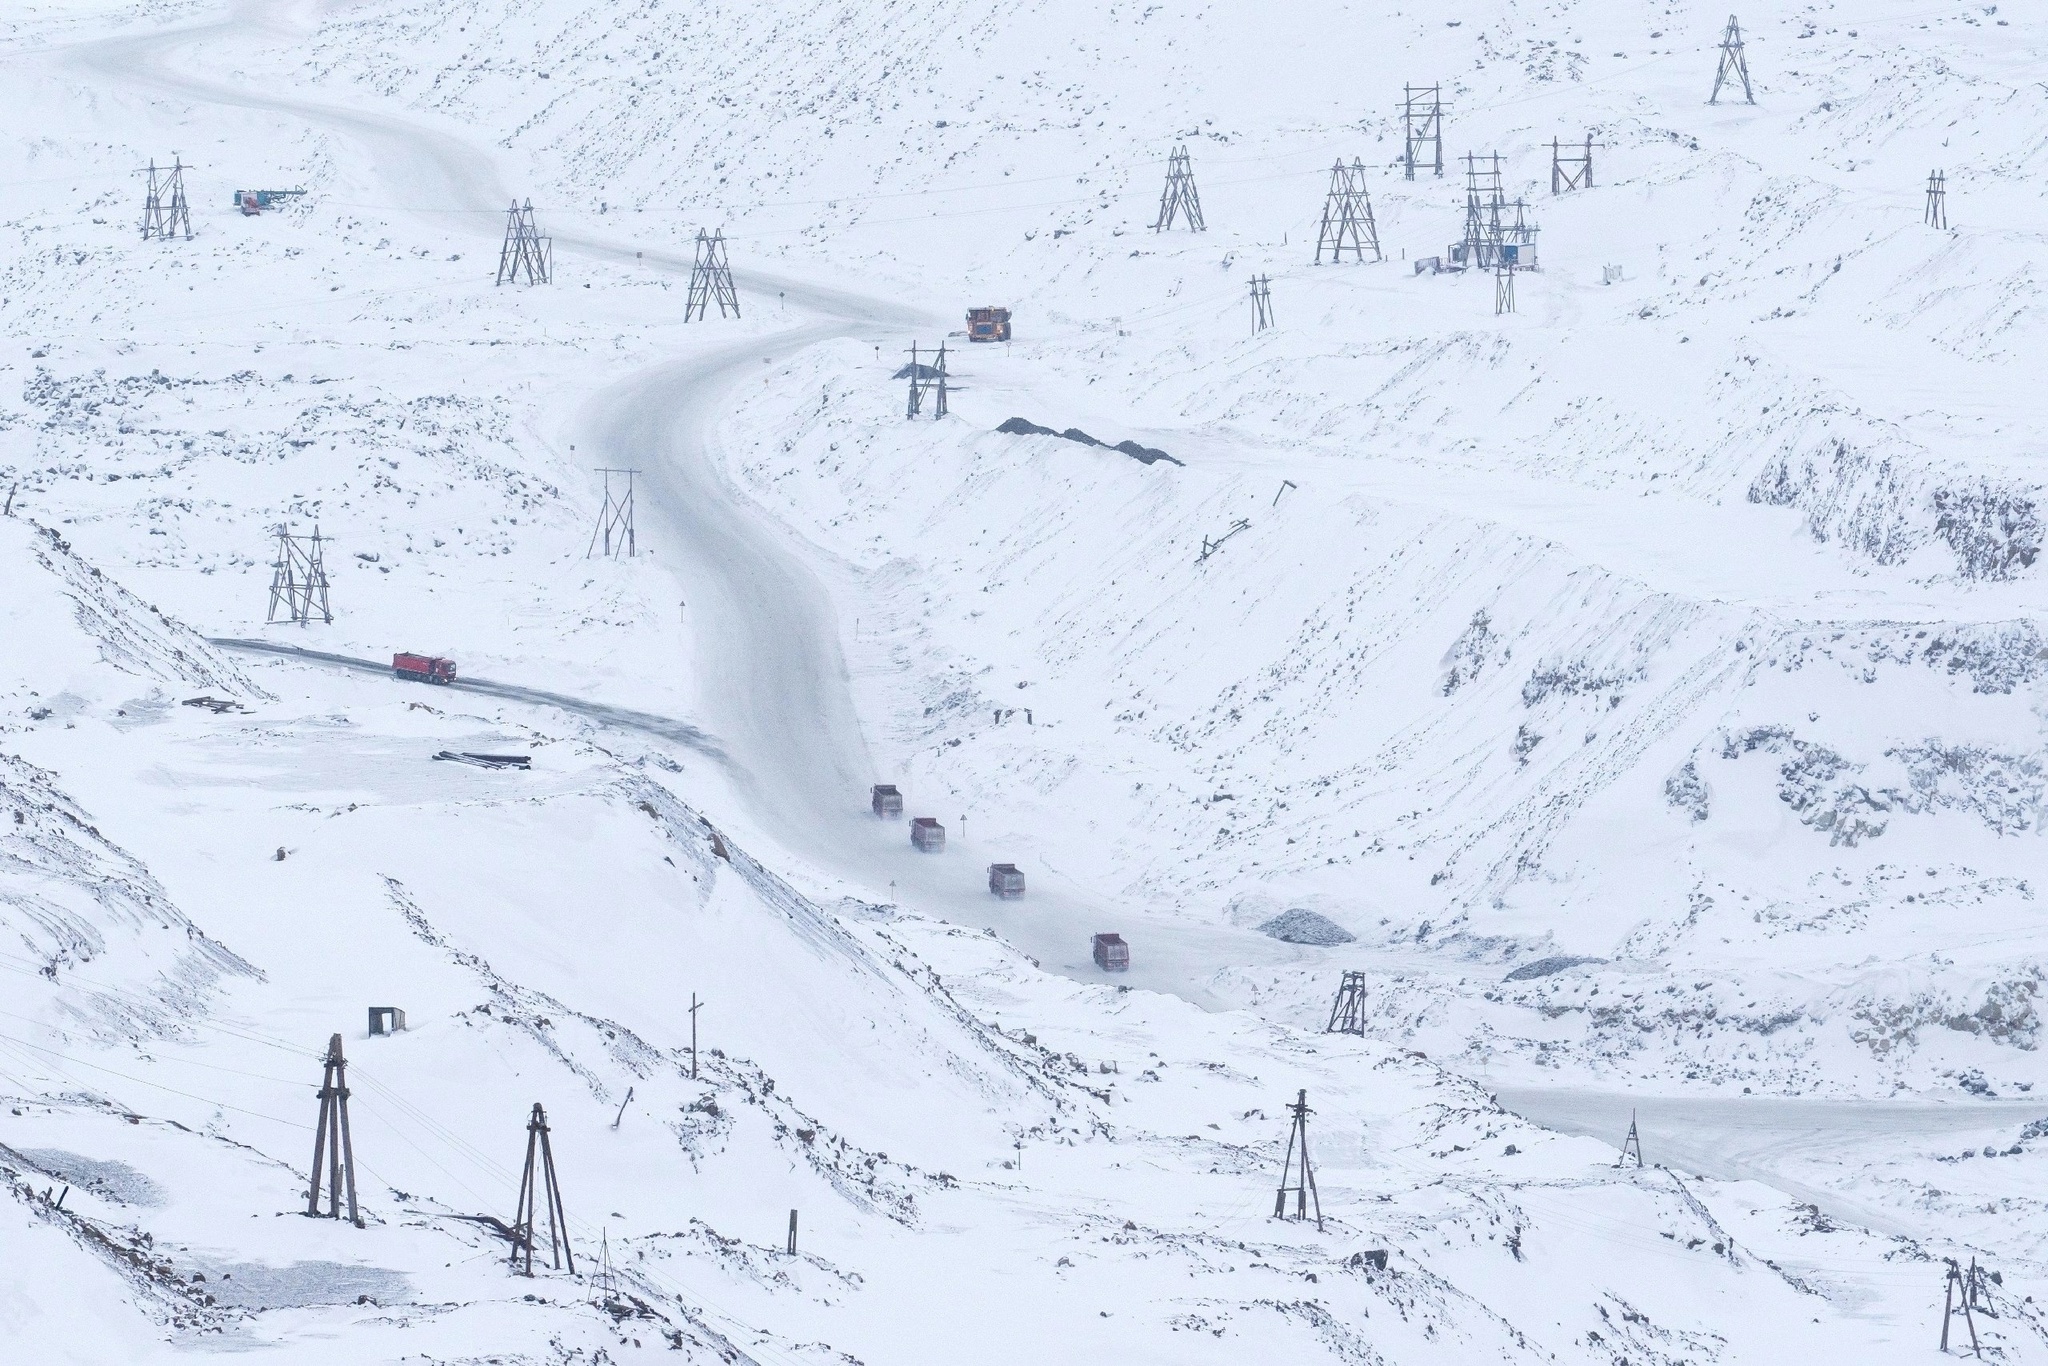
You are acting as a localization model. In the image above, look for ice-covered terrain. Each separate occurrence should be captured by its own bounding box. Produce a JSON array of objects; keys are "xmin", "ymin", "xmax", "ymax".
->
[{"xmin": 4, "ymin": 0, "xmax": 2048, "ymax": 1360}]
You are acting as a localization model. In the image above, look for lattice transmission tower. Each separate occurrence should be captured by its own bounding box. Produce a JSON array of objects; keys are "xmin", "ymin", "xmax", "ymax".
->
[
  {"xmin": 1324, "ymin": 971, "xmax": 1367, "ymax": 1035},
  {"xmin": 685, "ymin": 228, "xmax": 740, "ymax": 320},
  {"xmin": 496, "ymin": 200, "xmax": 553, "ymax": 285},
  {"xmin": 1925, "ymin": 170, "xmax": 1948, "ymax": 228},
  {"xmin": 1153, "ymin": 144, "xmax": 1206, "ymax": 231},
  {"xmin": 1314, "ymin": 159, "xmax": 1382, "ymax": 263},
  {"xmin": 267, "ymin": 524, "xmax": 333, "ymax": 626},
  {"xmin": 139, "ymin": 156, "xmax": 193, "ymax": 241},
  {"xmin": 1709, "ymin": 15, "xmax": 1755, "ymax": 105}
]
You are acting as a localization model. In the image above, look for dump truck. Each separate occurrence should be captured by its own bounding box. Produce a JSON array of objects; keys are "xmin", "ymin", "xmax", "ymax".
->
[
  {"xmin": 871, "ymin": 784, "xmax": 903, "ymax": 819},
  {"xmin": 392, "ymin": 652, "xmax": 457, "ymax": 685},
  {"xmin": 910, "ymin": 817, "xmax": 945, "ymax": 852},
  {"xmin": 966, "ymin": 306, "xmax": 1012, "ymax": 342},
  {"xmin": 988, "ymin": 863, "xmax": 1025, "ymax": 899},
  {"xmin": 1092, "ymin": 933, "xmax": 1129, "ymax": 972}
]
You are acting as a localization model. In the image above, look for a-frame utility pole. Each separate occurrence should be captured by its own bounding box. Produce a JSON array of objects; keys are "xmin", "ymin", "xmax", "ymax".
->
[
  {"xmin": 685, "ymin": 228, "xmax": 741, "ymax": 320},
  {"xmin": 1400, "ymin": 85, "xmax": 1446, "ymax": 180},
  {"xmin": 1941, "ymin": 1259, "xmax": 1981, "ymax": 1355},
  {"xmin": 1709, "ymin": 15, "xmax": 1755, "ymax": 105},
  {"xmin": 510, "ymin": 1103, "xmax": 575, "ymax": 1275},
  {"xmin": 1925, "ymin": 170, "xmax": 1948, "ymax": 229},
  {"xmin": 1314, "ymin": 159, "xmax": 1382, "ymax": 264},
  {"xmin": 1324, "ymin": 970, "xmax": 1367, "ymax": 1035},
  {"xmin": 1153, "ymin": 144, "xmax": 1206, "ymax": 231},
  {"xmin": 305, "ymin": 1034, "xmax": 362, "ymax": 1227},
  {"xmin": 1617, "ymin": 1108, "xmax": 1645, "ymax": 1168},
  {"xmin": 1273, "ymin": 1089, "xmax": 1322, "ymax": 1229}
]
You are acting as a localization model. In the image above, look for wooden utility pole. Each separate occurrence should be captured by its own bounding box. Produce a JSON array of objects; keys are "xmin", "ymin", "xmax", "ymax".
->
[
  {"xmin": 1249, "ymin": 275, "xmax": 1274, "ymax": 334},
  {"xmin": 690, "ymin": 993, "xmax": 703, "ymax": 1079},
  {"xmin": 1400, "ymin": 85, "xmax": 1446, "ymax": 180},
  {"xmin": 1551, "ymin": 135, "xmax": 1596, "ymax": 193},
  {"xmin": 1941, "ymin": 1258, "xmax": 1981, "ymax": 1355},
  {"xmin": 786, "ymin": 1209, "xmax": 798, "ymax": 1255},
  {"xmin": 305, "ymin": 1033, "xmax": 362, "ymax": 1227},
  {"xmin": 511, "ymin": 1103, "xmax": 575, "ymax": 1275},
  {"xmin": 1273, "ymin": 1089, "xmax": 1322, "ymax": 1229}
]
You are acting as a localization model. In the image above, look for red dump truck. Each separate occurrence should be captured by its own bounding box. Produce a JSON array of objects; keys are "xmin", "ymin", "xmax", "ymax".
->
[{"xmin": 392, "ymin": 653, "xmax": 457, "ymax": 685}]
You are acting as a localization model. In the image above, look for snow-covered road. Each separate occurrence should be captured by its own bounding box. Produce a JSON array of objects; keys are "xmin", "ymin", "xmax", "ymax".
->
[
  {"xmin": 63, "ymin": 0, "xmax": 2041, "ymax": 1259},
  {"xmin": 1496, "ymin": 1086, "xmax": 2046, "ymax": 1240},
  {"xmin": 78, "ymin": 0, "xmax": 1288, "ymax": 1005}
]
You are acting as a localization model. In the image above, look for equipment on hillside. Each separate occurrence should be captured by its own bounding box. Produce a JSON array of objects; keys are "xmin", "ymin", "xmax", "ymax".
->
[
  {"xmin": 393, "ymin": 652, "xmax": 457, "ymax": 685},
  {"xmin": 234, "ymin": 189, "xmax": 306, "ymax": 215},
  {"xmin": 966, "ymin": 306, "xmax": 1012, "ymax": 342}
]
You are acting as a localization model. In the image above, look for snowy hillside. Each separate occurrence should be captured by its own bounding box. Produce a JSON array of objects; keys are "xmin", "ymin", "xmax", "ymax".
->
[{"xmin": 3, "ymin": 0, "xmax": 2048, "ymax": 1360}]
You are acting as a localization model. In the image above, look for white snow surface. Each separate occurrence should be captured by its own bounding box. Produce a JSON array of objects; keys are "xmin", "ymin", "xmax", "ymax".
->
[{"xmin": 3, "ymin": 0, "xmax": 2048, "ymax": 1360}]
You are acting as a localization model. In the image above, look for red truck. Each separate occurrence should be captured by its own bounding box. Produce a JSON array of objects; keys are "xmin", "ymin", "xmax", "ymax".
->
[{"xmin": 392, "ymin": 653, "xmax": 456, "ymax": 685}]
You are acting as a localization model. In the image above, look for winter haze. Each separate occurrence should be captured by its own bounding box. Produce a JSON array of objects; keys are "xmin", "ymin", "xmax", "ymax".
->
[{"xmin": 1, "ymin": 0, "xmax": 2045, "ymax": 1361}]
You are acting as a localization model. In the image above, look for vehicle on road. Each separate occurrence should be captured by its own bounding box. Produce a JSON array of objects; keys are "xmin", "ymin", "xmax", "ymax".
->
[
  {"xmin": 988, "ymin": 863, "xmax": 1025, "ymax": 898},
  {"xmin": 1092, "ymin": 933, "xmax": 1129, "ymax": 971},
  {"xmin": 966, "ymin": 306, "xmax": 1012, "ymax": 342},
  {"xmin": 392, "ymin": 652, "xmax": 457, "ymax": 685},
  {"xmin": 871, "ymin": 784, "xmax": 903, "ymax": 819},
  {"xmin": 910, "ymin": 817, "xmax": 945, "ymax": 852}
]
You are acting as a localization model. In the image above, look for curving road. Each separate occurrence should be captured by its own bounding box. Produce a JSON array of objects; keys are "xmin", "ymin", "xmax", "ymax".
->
[
  {"xmin": 64, "ymin": 0, "xmax": 2023, "ymax": 1251},
  {"xmin": 80, "ymin": 0, "xmax": 1275, "ymax": 1005}
]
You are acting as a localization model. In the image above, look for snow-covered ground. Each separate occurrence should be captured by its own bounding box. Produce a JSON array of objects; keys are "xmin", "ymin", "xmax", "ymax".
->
[{"xmin": 4, "ymin": 0, "xmax": 2048, "ymax": 1359}]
